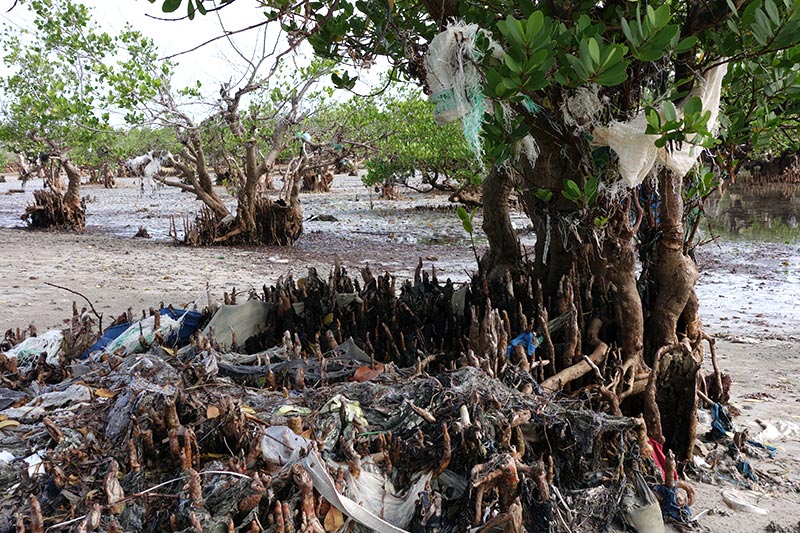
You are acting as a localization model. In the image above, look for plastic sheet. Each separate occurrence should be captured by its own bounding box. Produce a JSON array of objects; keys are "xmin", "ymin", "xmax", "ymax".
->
[
  {"xmin": 103, "ymin": 314, "xmax": 180, "ymax": 356},
  {"xmin": 202, "ymin": 301, "xmax": 273, "ymax": 350},
  {"xmin": 593, "ymin": 63, "xmax": 728, "ymax": 188},
  {"xmin": 2, "ymin": 329, "xmax": 63, "ymax": 370}
]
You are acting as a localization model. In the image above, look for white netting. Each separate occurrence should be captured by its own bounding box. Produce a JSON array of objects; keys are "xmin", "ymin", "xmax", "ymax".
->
[
  {"xmin": 424, "ymin": 23, "xmax": 542, "ymax": 172},
  {"xmin": 562, "ymin": 85, "xmax": 605, "ymax": 130},
  {"xmin": 592, "ymin": 62, "xmax": 729, "ymax": 188},
  {"xmin": 2, "ymin": 329, "xmax": 63, "ymax": 371},
  {"xmin": 424, "ymin": 22, "xmax": 490, "ymax": 159}
]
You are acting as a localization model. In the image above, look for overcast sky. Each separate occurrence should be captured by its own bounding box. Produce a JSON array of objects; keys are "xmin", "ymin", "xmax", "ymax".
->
[
  {"xmin": 0, "ymin": 0, "xmax": 396, "ymax": 126},
  {"xmin": 1, "ymin": 0, "xmax": 284, "ymax": 91}
]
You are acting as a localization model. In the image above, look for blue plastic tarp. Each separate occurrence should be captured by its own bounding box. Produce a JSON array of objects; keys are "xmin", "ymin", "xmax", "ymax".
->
[{"xmin": 81, "ymin": 308, "xmax": 202, "ymax": 358}]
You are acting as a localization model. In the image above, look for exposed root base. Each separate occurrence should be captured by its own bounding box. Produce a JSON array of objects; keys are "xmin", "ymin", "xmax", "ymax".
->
[
  {"xmin": 22, "ymin": 190, "xmax": 85, "ymax": 231},
  {"xmin": 179, "ymin": 198, "xmax": 302, "ymax": 247},
  {"xmin": 301, "ymin": 170, "xmax": 333, "ymax": 193}
]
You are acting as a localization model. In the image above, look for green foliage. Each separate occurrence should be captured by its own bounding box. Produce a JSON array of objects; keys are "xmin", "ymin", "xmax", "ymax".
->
[
  {"xmin": 147, "ymin": 0, "xmax": 227, "ymax": 20},
  {"xmin": 456, "ymin": 204, "xmax": 480, "ymax": 267},
  {"xmin": 534, "ymin": 188, "xmax": 554, "ymax": 203},
  {"xmin": 644, "ymin": 97, "xmax": 714, "ymax": 150},
  {"xmin": 456, "ymin": 205, "xmax": 478, "ymax": 234},
  {"xmin": 684, "ymin": 165, "xmax": 719, "ymax": 202},
  {"xmin": 145, "ymin": 0, "xmax": 800, "ymax": 207},
  {"xmin": 561, "ymin": 176, "xmax": 599, "ymax": 209},
  {"xmin": 0, "ymin": 0, "xmax": 164, "ymax": 158},
  {"xmin": 620, "ymin": 5, "xmax": 694, "ymax": 62},
  {"xmin": 0, "ymin": 144, "xmax": 14, "ymax": 171},
  {"xmin": 717, "ymin": 3, "xmax": 800, "ymax": 161},
  {"xmin": 354, "ymin": 91, "xmax": 482, "ymax": 189}
]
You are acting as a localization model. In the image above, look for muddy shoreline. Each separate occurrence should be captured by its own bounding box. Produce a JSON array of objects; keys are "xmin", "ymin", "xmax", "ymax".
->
[{"xmin": 1, "ymin": 174, "xmax": 800, "ymax": 531}]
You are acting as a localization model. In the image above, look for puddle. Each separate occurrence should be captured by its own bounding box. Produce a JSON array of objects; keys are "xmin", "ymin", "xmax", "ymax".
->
[{"xmin": 704, "ymin": 183, "xmax": 800, "ymax": 243}]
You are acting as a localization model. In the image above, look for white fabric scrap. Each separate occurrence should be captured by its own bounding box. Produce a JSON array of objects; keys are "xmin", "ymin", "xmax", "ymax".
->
[{"xmin": 592, "ymin": 62, "xmax": 729, "ymax": 188}]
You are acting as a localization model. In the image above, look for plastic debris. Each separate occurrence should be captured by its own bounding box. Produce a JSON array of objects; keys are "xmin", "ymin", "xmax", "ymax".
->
[
  {"xmin": 592, "ymin": 63, "xmax": 728, "ymax": 188},
  {"xmin": 2, "ymin": 329, "xmax": 63, "ymax": 370},
  {"xmin": 721, "ymin": 489, "xmax": 769, "ymax": 515},
  {"xmin": 202, "ymin": 300, "xmax": 273, "ymax": 350}
]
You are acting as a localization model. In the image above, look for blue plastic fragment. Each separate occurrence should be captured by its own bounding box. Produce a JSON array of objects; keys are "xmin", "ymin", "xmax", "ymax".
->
[
  {"xmin": 506, "ymin": 332, "xmax": 538, "ymax": 358},
  {"xmin": 747, "ymin": 439, "xmax": 778, "ymax": 458},
  {"xmin": 737, "ymin": 460, "xmax": 758, "ymax": 481},
  {"xmin": 653, "ymin": 484, "xmax": 692, "ymax": 522},
  {"xmin": 710, "ymin": 403, "xmax": 734, "ymax": 438}
]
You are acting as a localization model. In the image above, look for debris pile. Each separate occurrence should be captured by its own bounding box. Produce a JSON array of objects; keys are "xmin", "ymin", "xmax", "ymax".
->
[{"xmin": 0, "ymin": 265, "xmax": 766, "ymax": 532}]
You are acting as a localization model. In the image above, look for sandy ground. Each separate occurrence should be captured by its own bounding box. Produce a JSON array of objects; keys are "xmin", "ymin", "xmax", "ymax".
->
[{"xmin": 1, "ymin": 174, "xmax": 799, "ymax": 531}]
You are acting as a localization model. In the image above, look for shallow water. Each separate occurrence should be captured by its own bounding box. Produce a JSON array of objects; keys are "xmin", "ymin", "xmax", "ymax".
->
[{"xmin": 703, "ymin": 182, "xmax": 800, "ymax": 243}]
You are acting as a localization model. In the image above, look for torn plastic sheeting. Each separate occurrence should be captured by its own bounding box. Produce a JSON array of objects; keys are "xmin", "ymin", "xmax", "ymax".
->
[
  {"xmin": 202, "ymin": 300, "xmax": 273, "ymax": 350},
  {"xmin": 38, "ymin": 384, "xmax": 92, "ymax": 408},
  {"xmin": 335, "ymin": 292, "xmax": 357, "ymax": 310},
  {"xmin": 753, "ymin": 420, "xmax": 800, "ymax": 443},
  {"xmin": 343, "ymin": 461, "xmax": 433, "ymax": 530},
  {"xmin": 329, "ymin": 337, "xmax": 371, "ymax": 364},
  {"xmin": 654, "ymin": 484, "xmax": 691, "ymax": 522},
  {"xmin": 82, "ymin": 308, "xmax": 202, "ymax": 358},
  {"xmin": 451, "ymin": 286, "xmax": 468, "ymax": 316},
  {"xmin": 2, "ymin": 384, "xmax": 92, "ymax": 421},
  {"xmin": 261, "ymin": 426, "xmax": 311, "ymax": 466},
  {"xmin": 2, "ymin": 329, "xmax": 63, "ymax": 369},
  {"xmin": 622, "ymin": 472, "xmax": 665, "ymax": 533},
  {"xmin": 25, "ymin": 451, "xmax": 46, "ymax": 477},
  {"xmin": 300, "ymin": 448, "xmax": 415, "ymax": 533},
  {"xmin": 317, "ymin": 394, "xmax": 368, "ymax": 450},
  {"xmin": 592, "ymin": 62, "xmax": 728, "ymax": 188},
  {"xmin": 103, "ymin": 314, "xmax": 181, "ymax": 356},
  {"xmin": 709, "ymin": 402, "xmax": 734, "ymax": 438},
  {"xmin": 737, "ymin": 459, "xmax": 757, "ymax": 481}
]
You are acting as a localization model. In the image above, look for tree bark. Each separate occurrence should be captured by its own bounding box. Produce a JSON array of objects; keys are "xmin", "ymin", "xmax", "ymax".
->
[
  {"xmin": 647, "ymin": 170, "xmax": 703, "ymax": 463},
  {"xmin": 480, "ymin": 167, "xmax": 522, "ymax": 280}
]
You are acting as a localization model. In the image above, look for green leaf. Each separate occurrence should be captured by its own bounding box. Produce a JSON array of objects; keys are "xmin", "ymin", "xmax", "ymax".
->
[
  {"xmin": 456, "ymin": 206, "xmax": 473, "ymax": 233},
  {"xmin": 674, "ymin": 36, "xmax": 697, "ymax": 53},
  {"xmin": 562, "ymin": 179, "xmax": 583, "ymax": 204},
  {"xmin": 764, "ymin": 0, "xmax": 781, "ymax": 26},
  {"xmin": 595, "ymin": 61, "xmax": 628, "ymax": 86},
  {"xmin": 535, "ymin": 188, "xmax": 553, "ymax": 202},
  {"xmin": 526, "ymin": 11, "xmax": 544, "ymax": 39},
  {"xmin": 587, "ymin": 37, "xmax": 600, "ymax": 65},
  {"xmin": 162, "ymin": 0, "xmax": 182, "ymax": 13},
  {"xmin": 501, "ymin": 16, "xmax": 525, "ymax": 48},
  {"xmin": 646, "ymin": 5, "xmax": 657, "ymax": 28},
  {"xmin": 684, "ymin": 96, "xmax": 703, "ymax": 117},
  {"xmin": 187, "ymin": 0, "xmax": 196, "ymax": 19},
  {"xmin": 585, "ymin": 175, "xmax": 599, "ymax": 206},
  {"xmin": 504, "ymin": 54, "xmax": 522, "ymax": 73},
  {"xmin": 663, "ymin": 101, "xmax": 677, "ymax": 123},
  {"xmin": 620, "ymin": 18, "xmax": 637, "ymax": 46}
]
